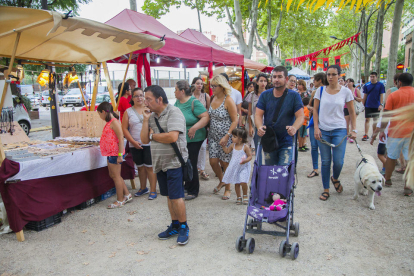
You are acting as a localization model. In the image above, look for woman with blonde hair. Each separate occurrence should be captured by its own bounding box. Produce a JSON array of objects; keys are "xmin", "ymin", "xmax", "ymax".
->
[{"xmin": 209, "ymin": 75, "xmax": 238, "ymax": 200}]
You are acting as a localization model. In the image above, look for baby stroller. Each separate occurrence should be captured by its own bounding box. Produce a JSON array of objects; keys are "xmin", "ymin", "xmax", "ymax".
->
[{"xmin": 235, "ymin": 141, "xmax": 299, "ymax": 260}]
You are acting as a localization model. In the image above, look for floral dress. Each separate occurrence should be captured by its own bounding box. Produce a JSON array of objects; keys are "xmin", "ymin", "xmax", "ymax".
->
[{"xmin": 208, "ymin": 96, "xmax": 232, "ymax": 162}]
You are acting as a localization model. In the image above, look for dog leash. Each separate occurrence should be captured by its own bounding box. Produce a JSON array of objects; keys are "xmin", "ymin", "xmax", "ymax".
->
[{"xmin": 318, "ymin": 134, "xmax": 350, "ymax": 148}]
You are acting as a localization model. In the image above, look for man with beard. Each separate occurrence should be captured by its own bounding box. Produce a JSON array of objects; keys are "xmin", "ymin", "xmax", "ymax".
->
[{"xmin": 255, "ymin": 66, "xmax": 304, "ymax": 166}]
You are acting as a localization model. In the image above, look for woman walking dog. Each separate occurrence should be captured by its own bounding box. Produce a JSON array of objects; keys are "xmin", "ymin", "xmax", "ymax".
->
[{"xmin": 313, "ymin": 65, "xmax": 357, "ymax": 201}]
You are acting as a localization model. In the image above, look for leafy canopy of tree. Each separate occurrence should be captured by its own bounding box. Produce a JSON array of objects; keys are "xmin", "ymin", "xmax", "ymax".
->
[{"xmin": 0, "ymin": 0, "xmax": 91, "ymax": 15}]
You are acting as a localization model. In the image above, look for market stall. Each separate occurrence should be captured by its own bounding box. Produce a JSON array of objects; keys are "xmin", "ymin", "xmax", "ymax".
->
[
  {"xmin": 0, "ymin": 6, "xmax": 165, "ymax": 241},
  {"xmin": 288, "ymin": 67, "xmax": 311, "ymax": 80},
  {"xmin": 105, "ymin": 9, "xmax": 245, "ymax": 94}
]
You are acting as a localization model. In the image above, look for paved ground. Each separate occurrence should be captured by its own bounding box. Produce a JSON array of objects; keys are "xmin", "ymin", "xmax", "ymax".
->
[{"xmin": 1, "ymin": 112, "xmax": 413, "ymax": 275}]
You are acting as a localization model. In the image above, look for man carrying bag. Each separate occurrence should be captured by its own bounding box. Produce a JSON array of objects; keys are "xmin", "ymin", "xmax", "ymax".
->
[
  {"xmin": 255, "ymin": 66, "xmax": 304, "ymax": 166},
  {"xmin": 141, "ymin": 85, "xmax": 190, "ymax": 245}
]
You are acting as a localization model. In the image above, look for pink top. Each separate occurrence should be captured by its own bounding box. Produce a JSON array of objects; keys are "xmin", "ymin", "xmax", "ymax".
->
[
  {"xmin": 344, "ymin": 88, "xmax": 358, "ymax": 108},
  {"xmin": 100, "ymin": 118, "xmax": 124, "ymax": 156}
]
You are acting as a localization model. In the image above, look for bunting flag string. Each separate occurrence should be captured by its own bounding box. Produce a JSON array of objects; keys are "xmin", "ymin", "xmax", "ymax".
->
[{"xmin": 285, "ymin": 33, "xmax": 360, "ymax": 66}]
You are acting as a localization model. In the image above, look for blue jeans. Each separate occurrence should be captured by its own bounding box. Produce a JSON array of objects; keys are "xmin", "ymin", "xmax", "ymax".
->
[
  {"xmin": 308, "ymin": 126, "xmax": 319, "ymax": 170},
  {"xmin": 317, "ymin": 128, "xmax": 347, "ymax": 189},
  {"xmin": 264, "ymin": 146, "xmax": 293, "ymax": 166}
]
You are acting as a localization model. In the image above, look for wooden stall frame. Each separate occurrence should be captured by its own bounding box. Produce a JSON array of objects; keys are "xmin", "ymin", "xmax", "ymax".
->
[
  {"xmin": 116, "ymin": 53, "xmax": 133, "ymax": 111},
  {"xmin": 102, "ymin": 62, "xmax": 116, "ymax": 110},
  {"xmin": 77, "ymin": 80, "xmax": 89, "ymax": 111},
  {"xmin": 90, "ymin": 63, "xmax": 101, "ymax": 109}
]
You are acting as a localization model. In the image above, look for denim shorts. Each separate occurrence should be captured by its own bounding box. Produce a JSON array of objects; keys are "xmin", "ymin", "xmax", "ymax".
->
[
  {"xmin": 386, "ymin": 137, "xmax": 409, "ymax": 160},
  {"xmin": 107, "ymin": 154, "xmax": 126, "ymax": 164},
  {"xmin": 157, "ymin": 167, "xmax": 184, "ymax": 200}
]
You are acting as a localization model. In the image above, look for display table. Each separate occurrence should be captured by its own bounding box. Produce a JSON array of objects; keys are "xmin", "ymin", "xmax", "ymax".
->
[{"xmin": 0, "ymin": 145, "xmax": 135, "ymax": 240}]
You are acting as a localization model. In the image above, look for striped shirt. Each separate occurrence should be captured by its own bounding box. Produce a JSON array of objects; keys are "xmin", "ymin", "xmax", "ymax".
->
[{"xmin": 148, "ymin": 104, "xmax": 188, "ymax": 173}]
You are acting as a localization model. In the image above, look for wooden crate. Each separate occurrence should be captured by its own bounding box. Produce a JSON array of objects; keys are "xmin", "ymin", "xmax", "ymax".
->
[{"xmin": 58, "ymin": 111, "xmax": 110, "ymax": 138}]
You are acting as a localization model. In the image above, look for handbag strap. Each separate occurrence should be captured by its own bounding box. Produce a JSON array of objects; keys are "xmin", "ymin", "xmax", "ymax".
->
[
  {"xmin": 130, "ymin": 107, "xmax": 143, "ymax": 123},
  {"xmin": 318, "ymin": 86, "xmax": 324, "ymax": 113},
  {"xmin": 271, "ymin": 88, "xmax": 289, "ymax": 124},
  {"xmin": 154, "ymin": 117, "xmax": 186, "ymax": 166}
]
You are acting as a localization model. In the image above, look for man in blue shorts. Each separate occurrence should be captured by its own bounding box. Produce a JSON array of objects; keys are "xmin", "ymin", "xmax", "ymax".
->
[
  {"xmin": 141, "ymin": 85, "xmax": 190, "ymax": 245},
  {"xmin": 362, "ymin": 72, "xmax": 385, "ymax": 141},
  {"xmin": 255, "ymin": 66, "xmax": 304, "ymax": 166}
]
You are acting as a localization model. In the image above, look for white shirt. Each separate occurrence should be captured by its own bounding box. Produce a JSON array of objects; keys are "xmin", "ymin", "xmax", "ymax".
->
[
  {"xmin": 314, "ymin": 86, "xmax": 354, "ymax": 131},
  {"xmin": 230, "ymin": 87, "xmax": 242, "ymax": 105}
]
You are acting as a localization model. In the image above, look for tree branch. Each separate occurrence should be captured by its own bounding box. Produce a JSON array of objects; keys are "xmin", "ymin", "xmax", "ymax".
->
[
  {"xmin": 225, "ymin": 5, "xmax": 239, "ymax": 40},
  {"xmin": 246, "ymin": 0, "xmax": 259, "ymax": 51},
  {"xmin": 272, "ymin": 10, "xmax": 283, "ymax": 41},
  {"xmin": 254, "ymin": 27, "xmax": 267, "ymax": 52}
]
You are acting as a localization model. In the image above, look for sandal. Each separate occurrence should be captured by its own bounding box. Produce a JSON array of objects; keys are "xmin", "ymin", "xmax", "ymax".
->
[
  {"xmin": 404, "ymin": 187, "xmax": 413, "ymax": 196},
  {"xmin": 331, "ymin": 176, "xmax": 343, "ymax": 193},
  {"xmin": 319, "ymin": 192, "xmax": 330, "ymax": 201},
  {"xmin": 200, "ymin": 171, "xmax": 210, "ymax": 180},
  {"xmin": 222, "ymin": 190, "xmax": 231, "ymax": 200},
  {"xmin": 213, "ymin": 183, "xmax": 225, "ymax": 194},
  {"xmin": 107, "ymin": 200, "xmax": 124, "ymax": 209},
  {"xmin": 395, "ymin": 167, "xmax": 406, "ymax": 174},
  {"xmin": 242, "ymin": 195, "xmax": 249, "ymax": 205},
  {"xmin": 123, "ymin": 193, "xmax": 132, "ymax": 204},
  {"xmin": 307, "ymin": 170, "xmax": 319, "ymax": 178},
  {"xmin": 385, "ymin": 179, "xmax": 392, "ymax": 187},
  {"xmin": 236, "ymin": 197, "xmax": 242, "ymax": 205}
]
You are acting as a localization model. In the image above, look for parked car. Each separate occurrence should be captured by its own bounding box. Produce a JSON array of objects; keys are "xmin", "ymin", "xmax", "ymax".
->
[
  {"xmin": 20, "ymin": 85, "xmax": 34, "ymax": 96},
  {"xmin": 11, "ymin": 95, "xmax": 32, "ymax": 135},
  {"xmin": 62, "ymin": 88, "xmax": 84, "ymax": 106},
  {"xmin": 26, "ymin": 94, "xmax": 40, "ymax": 110},
  {"xmin": 80, "ymin": 93, "xmax": 111, "ymax": 111},
  {"xmin": 41, "ymin": 90, "xmax": 63, "ymax": 107}
]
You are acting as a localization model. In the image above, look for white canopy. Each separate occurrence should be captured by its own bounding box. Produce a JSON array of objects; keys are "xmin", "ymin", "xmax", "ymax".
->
[
  {"xmin": 288, "ymin": 67, "xmax": 310, "ymax": 80},
  {"xmin": 0, "ymin": 6, "xmax": 165, "ymax": 64}
]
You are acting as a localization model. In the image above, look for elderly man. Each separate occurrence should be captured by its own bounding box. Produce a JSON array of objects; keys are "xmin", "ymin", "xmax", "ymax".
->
[{"xmin": 141, "ymin": 85, "xmax": 190, "ymax": 245}]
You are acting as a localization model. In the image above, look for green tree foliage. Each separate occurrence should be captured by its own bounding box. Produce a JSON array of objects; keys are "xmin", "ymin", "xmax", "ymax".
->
[{"xmin": 0, "ymin": 0, "xmax": 91, "ymax": 15}]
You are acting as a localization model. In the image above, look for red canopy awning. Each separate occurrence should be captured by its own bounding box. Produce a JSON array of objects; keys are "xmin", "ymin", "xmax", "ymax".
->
[
  {"xmin": 105, "ymin": 9, "xmax": 212, "ymax": 67},
  {"xmin": 179, "ymin": 29, "xmax": 244, "ymax": 67},
  {"xmin": 244, "ymin": 58, "xmax": 270, "ymax": 71}
]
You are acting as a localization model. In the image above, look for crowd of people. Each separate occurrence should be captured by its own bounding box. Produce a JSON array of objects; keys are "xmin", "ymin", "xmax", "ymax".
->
[{"xmin": 95, "ymin": 66, "xmax": 414, "ymax": 246}]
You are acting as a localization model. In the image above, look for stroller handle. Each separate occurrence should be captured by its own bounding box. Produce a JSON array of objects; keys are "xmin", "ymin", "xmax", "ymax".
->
[{"xmin": 256, "ymin": 134, "xmax": 297, "ymax": 164}]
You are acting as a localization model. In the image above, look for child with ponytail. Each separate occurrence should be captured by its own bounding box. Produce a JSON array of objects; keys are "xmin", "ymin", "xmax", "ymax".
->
[{"xmin": 97, "ymin": 102, "xmax": 132, "ymax": 209}]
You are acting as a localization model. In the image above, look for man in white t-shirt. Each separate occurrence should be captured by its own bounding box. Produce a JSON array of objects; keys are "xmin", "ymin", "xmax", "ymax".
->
[{"xmin": 220, "ymin": 73, "xmax": 242, "ymax": 126}]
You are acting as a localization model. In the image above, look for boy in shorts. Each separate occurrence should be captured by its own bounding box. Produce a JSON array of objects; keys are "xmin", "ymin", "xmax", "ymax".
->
[{"xmin": 370, "ymin": 121, "xmax": 389, "ymax": 175}]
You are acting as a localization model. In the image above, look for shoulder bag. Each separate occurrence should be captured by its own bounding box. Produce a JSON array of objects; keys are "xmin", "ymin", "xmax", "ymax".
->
[
  {"xmin": 191, "ymin": 98, "xmax": 208, "ymax": 139},
  {"xmin": 261, "ymin": 88, "xmax": 288, "ymax": 153},
  {"xmin": 307, "ymin": 86, "xmax": 324, "ymax": 129},
  {"xmin": 353, "ymin": 89, "xmax": 364, "ymax": 115},
  {"xmin": 154, "ymin": 118, "xmax": 193, "ymax": 182}
]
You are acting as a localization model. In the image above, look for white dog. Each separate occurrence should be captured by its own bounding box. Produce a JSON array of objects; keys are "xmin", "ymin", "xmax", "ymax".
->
[{"xmin": 353, "ymin": 155, "xmax": 384, "ymax": 210}]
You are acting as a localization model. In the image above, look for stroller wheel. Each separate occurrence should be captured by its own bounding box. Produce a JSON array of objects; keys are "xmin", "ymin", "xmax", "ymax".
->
[
  {"xmin": 235, "ymin": 236, "xmax": 244, "ymax": 252},
  {"xmin": 279, "ymin": 240, "xmax": 287, "ymax": 258},
  {"xmin": 290, "ymin": 242, "xmax": 299, "ymax": 260},
  {"xmin": 247, "ymin": 218, "xmax": 254, "ymax": 230},
  {"xmin": 246, "ymin": 238, "xmax": 255, "ymax": 254},
  {"xmin": 293, "ymin": 222, "xmax": 300, "ymax": 237}
]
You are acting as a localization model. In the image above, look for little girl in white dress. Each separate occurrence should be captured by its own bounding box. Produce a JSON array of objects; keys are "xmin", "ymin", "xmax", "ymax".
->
[{"xmin": 221, "ymin": 128, "xmax": 252, "ymax": 204}]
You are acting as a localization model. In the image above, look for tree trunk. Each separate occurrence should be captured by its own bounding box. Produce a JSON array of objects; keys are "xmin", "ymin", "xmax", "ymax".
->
[
  {"xmin": 411, "ymin": 31, "xmax": 414, "ymax": 77},
  {"xmin": 375, "ymin": 2, "xmax": 385, "ymax": 75},
  {"xmin": 196, "ymin": 0, "xmax": 202, "ymax": 32},
  {"xmin": 129, "ymin": 0, "xmax": 137, "ymax": 11},
  {"xmin": 41, "ymin": 0, "xmax": 47, "ymax": 9},
  {"xmin": 225, "ymin": 0, "xmax": 258, "ymax": 59},
  {"xmin": 385, "ymin": 0, "xmax": 404, "ymax": 90}
]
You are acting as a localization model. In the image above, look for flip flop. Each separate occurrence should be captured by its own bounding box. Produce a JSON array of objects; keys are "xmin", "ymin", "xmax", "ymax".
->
[
  {"xmin": 331, "ymin": 176, "xmax": 343, "ymax": 193},
  {"xmin": 319, "ymin": 192, "xmax": 330, "ymax": 201},
  {"xmin": 307, "ymin": 170, "xmax": 319, "ymax": 178}
]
